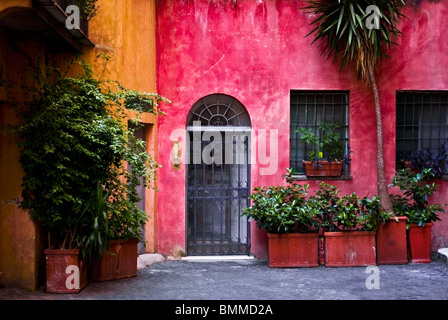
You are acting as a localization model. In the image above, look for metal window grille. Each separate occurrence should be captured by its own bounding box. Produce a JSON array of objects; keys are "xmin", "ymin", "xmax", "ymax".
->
[
  {"xmin": 396, "ymin": 91, "xmax": 448, "ymax": 172},
  {"xmin": 290, "ymin": 90, "xmax": 349, "ymax": 174}
]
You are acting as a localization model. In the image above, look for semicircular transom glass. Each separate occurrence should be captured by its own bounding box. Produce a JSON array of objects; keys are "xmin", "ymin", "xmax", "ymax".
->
[{"xmin": 187, "ymin": 94, "xmax": 251, "ymax": 127}]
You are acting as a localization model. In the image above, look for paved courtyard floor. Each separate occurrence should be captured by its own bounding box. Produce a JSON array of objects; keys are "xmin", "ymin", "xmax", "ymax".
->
[{"xmin": 1, "ymin": 252, "xmax": 448, "ymax": 301}]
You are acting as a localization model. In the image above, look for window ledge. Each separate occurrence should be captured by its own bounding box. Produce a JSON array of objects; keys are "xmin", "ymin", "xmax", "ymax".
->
[
  {"xmin": 287, "ymin": 175, "xmax": 353, "ymax": 182},
  {"xmin": 430, "ymin": 175, "xmax": 448, "ymax": 181}
]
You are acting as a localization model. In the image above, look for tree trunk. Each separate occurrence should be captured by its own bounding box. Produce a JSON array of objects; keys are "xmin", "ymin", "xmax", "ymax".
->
[{"xmin": 367, "ymin": 60, "xmax": 394, "ymax": 214}]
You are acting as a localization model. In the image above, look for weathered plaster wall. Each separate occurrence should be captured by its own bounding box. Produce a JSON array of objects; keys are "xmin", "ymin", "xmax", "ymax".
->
[
  {"xmin": 87, "ymin": 0, "xmax": 159, "ymax": 253},
  {"xmin": 0, "ymin": 21, "xmax": 66, "ymax": 291},
  {"xmin": 156, "ymin": 0, "xmax": 448, "ymax": 257}
]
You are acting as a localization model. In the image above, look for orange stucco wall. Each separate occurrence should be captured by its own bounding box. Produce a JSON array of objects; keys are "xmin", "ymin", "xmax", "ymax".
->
[{"xmin": 0, "ymin": 0, "xmax": 158, "ymax": 290}]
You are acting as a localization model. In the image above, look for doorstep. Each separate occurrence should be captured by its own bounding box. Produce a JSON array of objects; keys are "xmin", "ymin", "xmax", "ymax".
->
[
  {"xmin": 182, "ymin": 255, "xmax": 255, "ymax": 261},
  {"xmin": 137, "ymin": 253, "xmax": 166, "ymax": 269}
]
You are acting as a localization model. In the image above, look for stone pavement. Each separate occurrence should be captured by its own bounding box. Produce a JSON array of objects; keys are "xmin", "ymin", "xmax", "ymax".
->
[{"xmin": 1, "ymin": 250, "xmax": 448, "ymax": 302}]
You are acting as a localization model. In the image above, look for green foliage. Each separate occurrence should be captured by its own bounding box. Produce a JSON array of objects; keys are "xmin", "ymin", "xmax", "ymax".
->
[
  {"xmin": 311, "ymin": 182, "xmax": 380, "ymax": 232},
  {"xmin": 402, "ymin": 143, "xmax": 448, "ymax": 178},
  {"xmin": 301, "ymin": 0, "xmax": 406, "ymax": 83},
  {"xmin": 389, "ymin": 168, "xmax": 446, "ymax": 226},
  {"xmin": 296, "ymin": 121, "xmax": 344, "ymax": 161},
  {"xmin": 78, "ymin": 183, "xmax": 109, "ymax": 264},
  {"xmin": 243, "ymin": 180, "xmax": 381, "ymax": 234},
  {"xmin": 242, "ymin": 184, "xmax": 321, "ymax": 234},
  {"xmin": 10, "ymin": 56, "xmax": 169, "ymax": 251},
  {"xmin": 77, "ymin": 0, "xmax": 99, "ymax": 19}
]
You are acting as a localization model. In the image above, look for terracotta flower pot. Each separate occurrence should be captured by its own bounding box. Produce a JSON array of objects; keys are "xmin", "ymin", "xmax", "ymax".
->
[
  {"xmin": 44, "ymin": 248, "xmax": 88, "ymax": 293},
  {"xmin": 376, "ymin": 217, "xmax": 408, "ymax": 265},
  {"xmin": 267, "ymin": 233, "xmax": 319, "ymax": 268},
  {"xmin": 408, "ymin": 223, "xmax": 433, "ymax": 263},
  {"xmin": 302, "ymin": 160, "xmax": 343, "ymax": 177},
  {"xmin": 91, "ymin": 238, "xmax": 139, "ymax": 281},
  {"xmin": 324, "ymin": 231, "xmax": 376, "ymax": 267}
]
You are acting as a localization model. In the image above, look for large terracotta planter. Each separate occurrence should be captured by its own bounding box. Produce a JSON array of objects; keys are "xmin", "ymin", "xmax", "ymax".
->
[
  {"xmin": 376, "ymin": 217, "xmax": 408, "ymax": 265},
  {"xmin": 324, "ymin": 231, "xmax": 376, "ymax": 267},
  {"xmin": 267, "ymin": 233, "xmax": 319, "ymax": 268},
  {"xmin": 408, "ymin": 223, "xmax": 433, "ymax": 263},
  {"xmin": 302, "ymin": 160, "xmax": 343, "ymax": 177},
  {"xmin": 91, "ymin": 238, "xmax": 139, "ymax": 281},
  {"xmin": 45, "ymin": 248, "xmax": 88, "ymax": 293}
]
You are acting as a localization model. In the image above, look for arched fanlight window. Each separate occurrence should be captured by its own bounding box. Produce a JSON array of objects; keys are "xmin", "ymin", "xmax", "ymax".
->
[{"xmin": 187, "ymin": 94, "xmax": 250, "ymax": 128}]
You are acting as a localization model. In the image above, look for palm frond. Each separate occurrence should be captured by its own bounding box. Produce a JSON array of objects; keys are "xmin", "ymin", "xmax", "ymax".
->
[{"xmin": 301, "ymin": 0, "xmax": 406, "ymax": 84}]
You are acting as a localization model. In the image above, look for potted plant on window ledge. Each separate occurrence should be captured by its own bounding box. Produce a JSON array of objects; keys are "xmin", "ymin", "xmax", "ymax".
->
[
  {"xmin": 389, "ymin": 168, "xmax": 446, "ymax": 263},
  {"xmin": 242, "ymin": 183, "xmax": 321, "ymax": 268},
  {"xmin": 401, "ymin": 143, "xmax": 448, "ymax": 179},
  {"xmin": 296, "ymin": 121, "xmax": 350, "ymax": 177}
]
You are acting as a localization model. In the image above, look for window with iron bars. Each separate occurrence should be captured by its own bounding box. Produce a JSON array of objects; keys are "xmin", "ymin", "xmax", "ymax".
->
[
  {"xmin": 290, "ymin": 90, "xmax": 350, "ymax": 176},
  {"xmin": 396, "ymin": 91, "xmax": 448, "ymax": 176}
]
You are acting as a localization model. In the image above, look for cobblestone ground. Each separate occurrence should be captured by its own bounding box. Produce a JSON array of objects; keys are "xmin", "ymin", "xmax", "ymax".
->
[{"xmin": 1, "ymin": 257, "xmax": 448, "ymax": 301}]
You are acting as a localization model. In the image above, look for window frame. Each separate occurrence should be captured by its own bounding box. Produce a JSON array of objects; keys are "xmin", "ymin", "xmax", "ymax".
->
[
  {"xmin": 289, "ymin": 90, "xmax": 351, "ymax": 179},
  {"xmin": 395, "ymin": 90, "xmax": 448, "ymax": 178}
]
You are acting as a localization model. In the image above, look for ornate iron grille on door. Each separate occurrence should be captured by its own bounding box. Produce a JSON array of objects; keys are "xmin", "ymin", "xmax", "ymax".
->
[{"xmin": 186, "ymin": 94, "xmax": 251, "ymax": 255}]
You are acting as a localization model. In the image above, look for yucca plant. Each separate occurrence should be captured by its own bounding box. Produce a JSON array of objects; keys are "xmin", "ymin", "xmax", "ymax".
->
[{"xmin": 301, "ymin": 0, "xmax": 406, "ymax": 214}]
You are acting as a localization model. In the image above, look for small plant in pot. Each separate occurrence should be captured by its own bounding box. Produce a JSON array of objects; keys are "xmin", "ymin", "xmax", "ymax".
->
[
  {"xmin": 242, "ymin": 183, "xmax": 321, "ymax": 268},
  {"xmin": 389, "ymin": 168, "xmax": 446, "ymax": 263},
  {"xmin": 402, "ymin": 143, "xmax": 448, "ymax": 179},
  {"xmin": 81, "ymin": 181, "xmax": 148, "ymax": 282},
  {"xmin": 296, "ymin": 121, "xmax": 351, "ymax": 177},
  {"xmin": 311, "ymin": 182, "xmax": 380, "ymax": 267}
]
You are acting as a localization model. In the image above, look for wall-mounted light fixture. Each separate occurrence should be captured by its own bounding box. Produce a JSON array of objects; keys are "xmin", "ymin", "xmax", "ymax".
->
[{"xmin": 171, "ymin": 140, "xmax": 182, "ymax": 171}]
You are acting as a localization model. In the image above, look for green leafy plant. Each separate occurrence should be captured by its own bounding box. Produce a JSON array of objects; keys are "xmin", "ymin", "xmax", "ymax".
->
[
  {"xmin": 309, "ymin": 182, "xmax": 340, "ymax": 232},
  {"xmin": 389, "ymin": 168, "xmax": 446, "ymax": 227},
  {"xmin": 78, "ymin": 183, "xmax": 110, "ymax": 266},
  {"xmin": 77, "ymin": 0, "xmax": 99, "ymax": 19},
  {"xmin": 242, "ymin": 184, "xmax": 320, "ymax": 234},
  {"xmin": 311, "ymin": 182, "xmax": 380, "ymax": 232},
  {"xmin": 296, "ymin": 121, "xmax": 344, "ymax": 162},
  {"xmin": 402, "ymin": 142, "xmax": 448, "ymax": 178},
  {"xmin": 11, "ymin": 55, "xmax": 169, "ymax": 253}
]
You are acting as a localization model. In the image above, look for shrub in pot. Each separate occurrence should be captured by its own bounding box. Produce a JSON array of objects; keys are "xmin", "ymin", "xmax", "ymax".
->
[
  {"xmin": 389, "ymin": 168, "xmax": 446, "ymax": 263},
  {"xmin": 14, "ymin": 57, "xmax": 167, "ymax": 292},
  {"xmin": 82, "ymin": 184, "xmax": 147, "ymax": 282},
  {"xmin": 242, "ymin": 183, "xmax": 321, "ymax": 267},
  {"xmin": 312, "ymin": 182, "xmax": 380, "ymax": 267}
]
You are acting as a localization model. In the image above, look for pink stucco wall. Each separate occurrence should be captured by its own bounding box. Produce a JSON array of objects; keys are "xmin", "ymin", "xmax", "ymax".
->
[{"xmin": 155, "ymin": 0, "xmax": 448, "ymax": 258}]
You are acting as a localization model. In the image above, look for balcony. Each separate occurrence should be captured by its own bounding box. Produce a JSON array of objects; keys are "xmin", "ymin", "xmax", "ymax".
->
[{"xmin": 0, "ymin": 0, "xmax": 94, "ymax": 50}]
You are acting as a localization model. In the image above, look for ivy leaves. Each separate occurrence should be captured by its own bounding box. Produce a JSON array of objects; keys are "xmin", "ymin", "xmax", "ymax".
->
[{"xmin": 14, "ymin": 58, "xmax": 169, "ymax": 249}]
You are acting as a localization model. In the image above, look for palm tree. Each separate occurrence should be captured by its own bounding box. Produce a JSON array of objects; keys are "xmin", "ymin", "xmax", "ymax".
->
[{"xmin": 302, "ymin": 0, "xmax": 406, "ymax": 213}]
